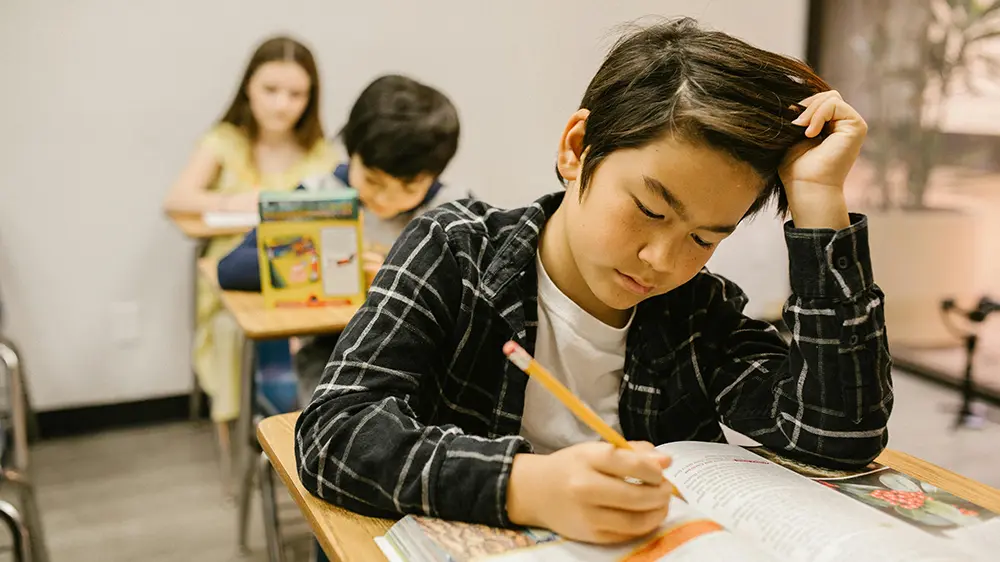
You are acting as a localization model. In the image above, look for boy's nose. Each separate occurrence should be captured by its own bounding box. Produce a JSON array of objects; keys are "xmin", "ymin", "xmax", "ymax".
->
[{"xmin": 638, "ymin": 238, "xmax": 677, "ymax": 274}]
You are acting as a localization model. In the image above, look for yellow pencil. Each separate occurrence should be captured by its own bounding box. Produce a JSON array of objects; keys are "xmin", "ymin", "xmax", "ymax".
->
[
  {"xmin": 503, "ymin": 340, "xmax": 633, "ymax": 450},
  {"xmin": 504, "ymin": 340, "xmax": 683, "ymax": 498}
]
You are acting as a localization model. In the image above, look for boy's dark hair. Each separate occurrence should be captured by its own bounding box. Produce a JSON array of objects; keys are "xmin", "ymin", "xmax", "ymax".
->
[
  {"xmin": 564, "ymin": 18, "xmax": 831, "ymax": 217},
  {"xmin": 341, "ymin": 75, "xmax": 460, "ymax": 181}
]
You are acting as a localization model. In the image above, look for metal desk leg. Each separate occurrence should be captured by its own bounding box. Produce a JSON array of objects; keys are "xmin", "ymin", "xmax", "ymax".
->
[
  {"xmin": 0, "ymin": 338, "xmax": 38, "ymax": 443},
  {"xmin": 259, "ymin": 451, "xmax": 286, "ymax": 562},
  {"xmin": 236, "ymin": 336, "xmax": 257, "ymax": 552},
  {"xmin": 0, "ymin": 500, "xmax": 30, "ymax": 562},
  {"xmin": 217, "ymin": 420, "xmax": 232, "ymax": 498},
  {"xmin": 0, "ymin": 344, "xmax": 48, "ymax": 562}
]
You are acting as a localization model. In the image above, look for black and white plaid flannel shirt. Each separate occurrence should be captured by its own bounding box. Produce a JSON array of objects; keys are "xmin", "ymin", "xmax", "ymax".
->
[{"xmin": 295, "ymin": 192, "xmax": 893, "ymax": 527}]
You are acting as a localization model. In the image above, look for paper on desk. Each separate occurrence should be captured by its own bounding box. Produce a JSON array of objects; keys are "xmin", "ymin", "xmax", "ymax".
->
[
  {"xmin": 375, "ymin": 536, "xmax": 407, "ymax": 562},
  {"xmin": 202, "ymin": 211, "xmax": 260, "ymax": 228}
]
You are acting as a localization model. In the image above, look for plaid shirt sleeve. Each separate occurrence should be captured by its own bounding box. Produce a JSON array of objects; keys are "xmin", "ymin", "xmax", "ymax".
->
[
  {"xmin": 702, "ymin": 213, "xmax": 892, "ymax": 467},
  {"xmin": 294, "ymin": 212, "xmax": 530, "ymax": 527}
]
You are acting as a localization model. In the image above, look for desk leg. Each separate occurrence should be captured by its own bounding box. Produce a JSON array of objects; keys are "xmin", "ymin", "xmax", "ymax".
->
[
  {"xmin": 189, "ymin": 239, "xmax": 208, "ymax": 420},
  {"xmin": 0, "ymin": 501, "xmax": 30, "ymax": 562},
  {"xmin": 217, "ymin": 421, "xmax": 232, "ymax": 498},
  {"xmin": 259, "ymin": 451, "xmax": 287, "ymax": 562},
  {"xmin": 0, "ymin": 343, "xmax": 49, "ymax": 562},
  {"xmin": 237, "ymin": 336, "xmax": 257, "ymax": 553}
]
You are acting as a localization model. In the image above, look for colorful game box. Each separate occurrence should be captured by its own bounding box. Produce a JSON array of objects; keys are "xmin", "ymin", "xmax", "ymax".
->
[{"xmin": 257, "ymin": 189, "xmax": 366, "ymax": 308}]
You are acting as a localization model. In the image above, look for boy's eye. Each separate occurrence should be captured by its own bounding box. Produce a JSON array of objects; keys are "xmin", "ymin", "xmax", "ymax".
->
[
  {"xmin": 264, "ymin": 85, "xmax": 278, "ymax": 94},
  {"xmin": 691, "ymin": 234, "xmax": 714, "ymax": 249},
  {"xmin": 632, "ymin": 196, "xmax": 664, "ymax": 220}
]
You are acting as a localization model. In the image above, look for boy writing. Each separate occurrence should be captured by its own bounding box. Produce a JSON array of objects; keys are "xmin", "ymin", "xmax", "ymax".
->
[{"xmin": 296, "ymin": 19, "xmax": 892, "ymax": 545}]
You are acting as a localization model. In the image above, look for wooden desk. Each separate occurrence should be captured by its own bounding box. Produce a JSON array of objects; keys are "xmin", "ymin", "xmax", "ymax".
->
[
  {"xmin": 168, "ymin": 211, "xmax": 253, "ymax": 239},
  {"xmin": 258, "ymin": 412, "xmax": 1000, "ymax": 562},
  {"xmin": 197, "ymin": 258, "xmax": 358, "ymax": 339},
  {"xmin": 259, "ymin": 413, "xmax": 393, "ymax": 561}
]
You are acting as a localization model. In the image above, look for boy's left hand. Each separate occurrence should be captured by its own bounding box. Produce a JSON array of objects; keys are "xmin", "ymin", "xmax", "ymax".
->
[{"xmin": 779, "ymin": 90, "xmax": 867, "ymax": 230}]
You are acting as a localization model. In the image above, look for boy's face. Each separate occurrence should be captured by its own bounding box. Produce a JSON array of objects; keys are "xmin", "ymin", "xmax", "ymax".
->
[
  {"xmin": 555, "ymin": 110, "xmax": 762, "ymax": 316},
  {"xmin": 348, "ymin": 154, "xmax": 435, "ymax": 220}
]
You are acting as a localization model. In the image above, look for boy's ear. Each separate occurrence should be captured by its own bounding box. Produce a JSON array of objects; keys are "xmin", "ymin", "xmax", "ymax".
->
[{"xmin": 556, "ymin": 109, "xmax": 590, "ymax": 183}]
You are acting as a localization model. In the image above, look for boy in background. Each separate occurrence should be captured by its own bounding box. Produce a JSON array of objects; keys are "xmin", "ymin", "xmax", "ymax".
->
[{"xmin": 217, "ymin": 73, "xmax": 464, "ymax": 406}]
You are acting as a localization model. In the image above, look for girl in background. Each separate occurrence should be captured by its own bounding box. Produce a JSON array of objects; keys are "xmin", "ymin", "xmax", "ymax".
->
[{"xmin": 164, "ymin": 36, "xmax": 336, "ymax": 432}]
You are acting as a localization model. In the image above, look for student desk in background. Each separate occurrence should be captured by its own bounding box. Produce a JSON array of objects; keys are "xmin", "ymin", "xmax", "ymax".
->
[
  {"xmin": 257, "ymin": 412, "xmax": 1000, "ymax": 562},
  {"xmin": 168, "ymin": 211, "xmax": 255, "ymax": 239},
  {"xmin": 197, "ymin": 258, "xmax": 360, "ymax": 555},
  {"xmin": 196, "ymin": 258, "xmax": 359, "ymax": 338},
  {"xmin": 167, "ymin": 211, "xmax": 255, "ymax": 420}
]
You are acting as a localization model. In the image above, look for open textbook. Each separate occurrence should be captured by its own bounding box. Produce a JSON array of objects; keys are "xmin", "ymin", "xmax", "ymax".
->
[{"xmin": 375, "ymin": 442, "xmax": 998, "ymax": 562}]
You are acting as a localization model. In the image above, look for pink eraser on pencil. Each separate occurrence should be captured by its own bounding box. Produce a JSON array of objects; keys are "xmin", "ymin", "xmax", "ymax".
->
[
  {"xmin": 503, "ymin": 341, "xmax": 532, "ymax": 370},
  {"xmin": 502, "ymin": 341, "xmax": 519, "ymax": 356}
]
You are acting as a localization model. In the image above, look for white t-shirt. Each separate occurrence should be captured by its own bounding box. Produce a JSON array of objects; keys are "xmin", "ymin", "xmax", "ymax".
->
[{"xmin": 519, "ymin": 253, "xmax": 634, "ymax": 454}]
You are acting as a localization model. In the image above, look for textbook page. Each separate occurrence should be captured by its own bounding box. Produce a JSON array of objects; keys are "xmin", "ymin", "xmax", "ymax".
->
[
  {"xmin": 736, "ymin": 445, "xmax": 1000, "ymax": 558},
  {"xmin": 380, "ymin": 499, "xmax": 775, "ymax": 562},
  {"xmin": 376, "ymin": 441, "xmax": 994, "ymax": 561},
  {"xmin": 494, "ymin": 499, "xmax": 775, "ymax": 562},
  {"xmin": 658, "ymin": 441, "xmax": 988, "ymax": 562},
  {"xmin": 375, "ymin": 536, "xmax": 407, "ymax": 562}
]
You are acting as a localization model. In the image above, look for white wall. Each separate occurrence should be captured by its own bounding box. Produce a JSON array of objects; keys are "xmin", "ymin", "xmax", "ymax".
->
[{"xmin": 0, "ymin": 0, "xmax": 806, "ymax": 410}]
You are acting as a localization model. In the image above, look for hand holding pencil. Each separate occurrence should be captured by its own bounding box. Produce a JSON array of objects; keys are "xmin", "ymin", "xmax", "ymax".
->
[{"xmin": 503, "ymin": 341, "xmax": 680, "ymax": 545}]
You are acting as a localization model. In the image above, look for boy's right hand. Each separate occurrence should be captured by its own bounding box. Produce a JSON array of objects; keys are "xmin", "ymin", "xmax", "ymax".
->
[{"xmin": 506, "ymin": 442, "xmax": 674, "ymax": 544}]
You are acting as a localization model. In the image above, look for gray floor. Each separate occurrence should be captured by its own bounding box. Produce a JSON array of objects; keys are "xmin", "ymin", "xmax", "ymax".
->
[
  {"xmin": 11, "ymin": 423, "xmax": 315, "ymax": 562},
  {"xmin": 2, "ymin": 370, "xmax": 998, "ymax": 561},
  {"xmin": 885, "ymin": 371, "xmax": 1000, "ymax": 489}
]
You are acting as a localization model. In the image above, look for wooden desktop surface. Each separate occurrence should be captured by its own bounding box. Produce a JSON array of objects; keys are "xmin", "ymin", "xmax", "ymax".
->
[{"xmin": 197, "ymin": 258, "xmax": 358, "ymax": 339}]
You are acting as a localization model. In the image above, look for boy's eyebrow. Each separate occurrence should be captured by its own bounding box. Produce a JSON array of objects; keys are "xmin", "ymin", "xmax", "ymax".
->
[
  {"xmin": 644, "ymin": 175, "xmax": 687, "ymax": 219},
  {"xmin": 643, "ymin": 175, "xmax": 738, "ymax": 234},
  {"xmin": 702, "ymin": 223, "xmax": 738, "ymax": 234}
]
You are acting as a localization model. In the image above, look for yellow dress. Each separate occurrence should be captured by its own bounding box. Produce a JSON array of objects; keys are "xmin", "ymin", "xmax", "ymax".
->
[{"xmin": 194, "ymin": 123, "xmax": 336, "ymax": 422}]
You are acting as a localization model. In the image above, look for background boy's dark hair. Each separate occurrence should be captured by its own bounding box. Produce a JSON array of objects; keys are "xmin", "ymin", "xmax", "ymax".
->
[
  {"xmin": 559, "ymin": 17, "xmax": 831, "ymax": 217},
  {"xmin": 340, "ymin": 74, "xmax": 460, "ymax": 181}
]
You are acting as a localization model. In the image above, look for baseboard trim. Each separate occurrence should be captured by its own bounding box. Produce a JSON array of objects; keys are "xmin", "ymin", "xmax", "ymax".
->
[
  {"xmin": 37, "ymin": 393, "xmax": 205, "ymax": 439},
  {"xmin": 893, "ymin": 356, "xmax": 1000, "ymax": 407}
]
